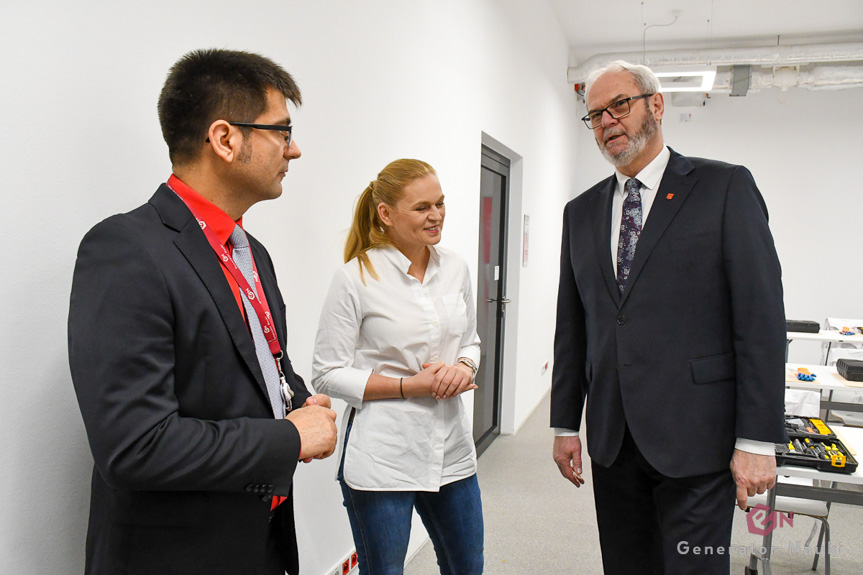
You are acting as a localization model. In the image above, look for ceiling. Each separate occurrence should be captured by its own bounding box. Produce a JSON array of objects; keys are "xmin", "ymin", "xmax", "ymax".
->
[{"xmin": 549, "ymin": 0, "xmax": 863, "ymax": 63}]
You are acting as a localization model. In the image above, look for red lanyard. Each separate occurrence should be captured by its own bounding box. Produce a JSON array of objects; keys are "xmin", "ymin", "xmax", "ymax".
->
[{"xmin": 167, "ymin": 181, "xmax": 281, "ymax": 358}]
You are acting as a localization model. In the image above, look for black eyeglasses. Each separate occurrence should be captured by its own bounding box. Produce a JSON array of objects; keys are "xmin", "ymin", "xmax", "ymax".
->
[
  {"xmin": 229, "ymin": 122, "xmax": 293, "ymax": 147},
  {"xmin": 582, "ymin": 94, "xmax": 654, "ymax": 130}
]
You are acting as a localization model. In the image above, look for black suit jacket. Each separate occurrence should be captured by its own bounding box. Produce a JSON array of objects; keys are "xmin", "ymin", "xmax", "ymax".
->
[
  {"xmin": 551, "ymin": 148, "xmax": 786, "ymax": 478},
  {"xmin": 68, "ymin": 184, "xmax": 311, "ymax": 575}
]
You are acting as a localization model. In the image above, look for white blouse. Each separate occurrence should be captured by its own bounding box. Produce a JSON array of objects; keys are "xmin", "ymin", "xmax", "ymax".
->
[{"xmin": 312, "ymin": 245, "xmax": 481, "ymax": 491}]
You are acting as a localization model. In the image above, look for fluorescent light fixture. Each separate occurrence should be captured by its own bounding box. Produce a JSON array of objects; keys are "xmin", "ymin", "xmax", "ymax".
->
[{"xmin": 654, "ymin": 69, "xmax": 717, "ymax": 92}]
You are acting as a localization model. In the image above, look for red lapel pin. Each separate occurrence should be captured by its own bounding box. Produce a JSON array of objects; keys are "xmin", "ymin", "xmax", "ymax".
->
[{"xmin": 666, "ymin": 193, "xmax": 674, "ymax": 200}]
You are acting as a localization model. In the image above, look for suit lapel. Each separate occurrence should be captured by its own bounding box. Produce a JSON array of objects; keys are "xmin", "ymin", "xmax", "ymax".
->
[
  {"xmin": 149, "ymin": 186, "xmax": 270, "ymax": 400},
  {"xmin": 590, "ymin": 176, "xmax": 620, "ymax": 302},
  {"xmin": 620, "ymin": 149, "xmax": 697, "ymax": 305}
]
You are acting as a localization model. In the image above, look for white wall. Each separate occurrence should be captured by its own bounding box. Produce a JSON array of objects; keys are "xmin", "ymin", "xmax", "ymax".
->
[
  {"xmin": 9, "ymin": 2, "xmax": 855, "ymax": 573},
  {"xmin": 0, "ymin": 1, "xmax": 577, "ymax": 574},
  {"xmin": 574, "ymin": 87, "xmax": 863, "ymax": 364}
]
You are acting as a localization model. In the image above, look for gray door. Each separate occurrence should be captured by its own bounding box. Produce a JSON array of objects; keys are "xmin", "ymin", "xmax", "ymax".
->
[{"xmin": 473, "ymin": 147, "xmax": 510, "ymax": 457}]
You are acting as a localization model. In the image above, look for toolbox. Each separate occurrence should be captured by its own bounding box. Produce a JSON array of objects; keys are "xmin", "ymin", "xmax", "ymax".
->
[
  {"xmin": 785, "ymin": 320, "xmax": 820, "ymax": 333},
  {"xmin": 776, "ymin": 415, "xmax": 858, "ymax": 474},
  {"xmin": 837, "ymin": 358, "xmax": 863, "ymax": 382}
]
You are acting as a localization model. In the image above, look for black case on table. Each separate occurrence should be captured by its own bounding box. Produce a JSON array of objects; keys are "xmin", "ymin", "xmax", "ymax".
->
[
  {"xmin": 776, "ymin": 415, "xmax": 858, "ymax": 474},
  {"xmin": 837, "ymin": 358, "xmax": 863, "ymax": 382},
  {"xmin": 786, "ymin": 320, "xmax": 820, "ymax": 333}
]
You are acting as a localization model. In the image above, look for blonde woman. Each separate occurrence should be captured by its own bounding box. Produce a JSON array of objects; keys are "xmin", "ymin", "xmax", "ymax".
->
[{"xmin": 313, "ymin": 159, "xmax": 483, "ymax": 575}]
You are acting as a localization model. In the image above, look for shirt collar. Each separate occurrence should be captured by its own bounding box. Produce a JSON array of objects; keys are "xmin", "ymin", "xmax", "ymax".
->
[
  {"xmin": 379, "ymin": 244, "xmax": 440, "ymax": 280},
  {"xmin": 168, "ymin": 174, "xmax": 243, "ymax": 245},
  {"xmin": 614, "ymin": 145, "xmax": 671, "ymax": 196}
]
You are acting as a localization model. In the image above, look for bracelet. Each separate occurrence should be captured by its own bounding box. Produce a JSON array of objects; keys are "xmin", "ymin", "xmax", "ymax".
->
[
  {"xmin": 458, "ymin": 357, "xmax": 478, "ymax": 378},
  {"xmin": 399, "ymin": 377, "xmax": 405, "ymax": 399}
]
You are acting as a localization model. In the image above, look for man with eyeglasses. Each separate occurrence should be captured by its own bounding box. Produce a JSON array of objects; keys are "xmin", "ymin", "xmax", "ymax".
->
[
  {"xmin": 551, "ymin": 60, "xmax": 785, "ymax": 574},
  {"xmin": 68, "ymin": 49, "xmax": 338, "ymax": 575}
]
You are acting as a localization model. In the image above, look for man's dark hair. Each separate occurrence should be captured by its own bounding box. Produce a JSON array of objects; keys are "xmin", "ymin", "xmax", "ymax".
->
[{"xmin": 158, "ymin": 49, "xmax": 301, "ymax": 165}]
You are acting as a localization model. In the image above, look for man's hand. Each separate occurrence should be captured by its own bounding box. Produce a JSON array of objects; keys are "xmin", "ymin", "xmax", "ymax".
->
[
  {"xmin": 730, "ymin": 449, "xmax": 776, "ymax": 510},
  {"xmin": 303, "ymin": 394, "xmax": 331, "ymax": 409},
  {"xmin": 422, "ymin": 362, "xmax": 477, "ymax": 400},
  {"xmin": 553, "ymin": 435, "xmax": 585, "ymax": 487},
  {"xmin": 286, "ymin": 397, "xmax": 337, "ymax": 462}
]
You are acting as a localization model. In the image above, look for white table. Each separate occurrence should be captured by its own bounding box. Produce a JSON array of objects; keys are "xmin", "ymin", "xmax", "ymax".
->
[
  {"xmin": 787, "ymin": 331, "xmax": 863, "ymax": 345},
  {"xmin": 748, "ymin": 426, "xmax": 863, "ymax": 575},
  {"xmin": 786, "ymin": 330, "xmax": 863, "ymax": 363},
  {"xmin": 786, "ymin": 363, "xmax": 863, "ymax": 416},
  {"xmin": 785, "ymin": 363, "xmax": 862, "ymax": 390}
]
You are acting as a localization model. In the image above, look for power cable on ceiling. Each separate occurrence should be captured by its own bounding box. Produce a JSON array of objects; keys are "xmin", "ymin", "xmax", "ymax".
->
[
  {"xmin": 708, "ymin": 0, "xmax": 714, "ymax": 65},
  {"xmin": 642, "ymin": 5, "xmax": 679, "ymax": 63}
]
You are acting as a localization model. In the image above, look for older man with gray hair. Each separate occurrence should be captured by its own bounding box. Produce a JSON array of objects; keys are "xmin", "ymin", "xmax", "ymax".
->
[{"xmin": 551, "ymin": 60, "xmax": 786, "ymax": 574}]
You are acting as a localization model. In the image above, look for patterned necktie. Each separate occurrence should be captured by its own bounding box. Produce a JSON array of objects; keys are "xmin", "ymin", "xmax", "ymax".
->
[
  {"xmin": 616, "ymin": 178, "xmax": 643, "ymax": 297},
  {"xmin": 230, "ymin": 225, "xmax": 285, "ymax": 418}
]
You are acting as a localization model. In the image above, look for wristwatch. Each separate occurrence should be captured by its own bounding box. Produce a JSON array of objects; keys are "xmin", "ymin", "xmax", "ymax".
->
[{"xmin": 458, "ymin": 357, "xmax": 478, "ymax": 379}]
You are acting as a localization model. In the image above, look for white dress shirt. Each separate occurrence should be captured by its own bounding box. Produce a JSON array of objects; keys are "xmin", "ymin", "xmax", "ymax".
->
[
  {"xmin": 557, "ymin": 145, "xmax": 772, "ymax": 456},
  {"xmin": 312, "ymin": 245, "xmax": 482, "ymax": 490},
  {"xmin": 609, "ymin": 146, "xmax": 669, "ymax": 275}
]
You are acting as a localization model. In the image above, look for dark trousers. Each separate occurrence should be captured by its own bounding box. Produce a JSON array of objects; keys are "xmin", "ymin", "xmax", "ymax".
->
[
  {"xmin": 591, "ymin": 428, "xmax": 736, "ymax": 575},
  {"xmin": 263, "ymin": 501, "xmax": 298, "ymax": 575},
  {"xmin": 263, "ymin": 524, "xmax": 285, "ymax": 575}
]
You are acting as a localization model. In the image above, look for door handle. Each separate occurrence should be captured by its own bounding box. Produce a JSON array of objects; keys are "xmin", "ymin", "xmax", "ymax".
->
[{"xmin": 487, "ymin": 298, "xmax": 512, "ymax": 304}]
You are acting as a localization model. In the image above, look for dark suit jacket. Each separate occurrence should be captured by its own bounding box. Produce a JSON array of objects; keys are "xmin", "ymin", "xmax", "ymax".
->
[
  {"xmin": 68, "ymin": 184, "xmax": 312, "ymax": 575},
  {"xmin": 551, "ymin": 148, "xmax": 786, "ymax": 478}
]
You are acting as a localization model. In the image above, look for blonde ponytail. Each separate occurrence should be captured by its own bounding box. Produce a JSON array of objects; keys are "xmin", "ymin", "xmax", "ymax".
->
[
  {"xmin": 344, "ymin": 183, "xmax": 385, "ymax": 282},
  {"xmin": 344, "ymin": 159, "xmax": 436, "ymax": 284}
]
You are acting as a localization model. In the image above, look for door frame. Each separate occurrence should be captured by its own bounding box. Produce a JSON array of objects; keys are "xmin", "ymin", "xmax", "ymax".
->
[
  {"xmin": 479, "ymin": 132, "xmax": 522, "ymax": 436},
  {"xmin": 474, "ymin": 146, "xmax": 508, "ymax": 457}
]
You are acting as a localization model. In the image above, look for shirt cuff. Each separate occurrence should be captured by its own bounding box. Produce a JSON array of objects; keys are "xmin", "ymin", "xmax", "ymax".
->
[
  {"xmin": 735, "ymin": 438, "xmax": 776, "ymax": 456},
  {"xmin": 314, "ymin": 367, "xmax": 373, "ymax": 410},
  {"xmin": 554, "ymin": 428, "xmax": 579, "ymax": 437},
  {"xmin": 457, "ymin": 346, "xmax": 481, "ymax": 368}
]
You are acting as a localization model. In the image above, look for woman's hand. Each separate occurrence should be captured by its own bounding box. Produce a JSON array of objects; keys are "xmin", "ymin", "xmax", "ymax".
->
[
  {"xmin": 392, "ymin": 363, "xmax": 478, "ymax": 400},
  {"xmin": 422, "ymin": 362, "xmax": 477, "ymax": 400},
  {"xmin": 402, "ymin": 362, "xmax": 445, "ymax": 398}
]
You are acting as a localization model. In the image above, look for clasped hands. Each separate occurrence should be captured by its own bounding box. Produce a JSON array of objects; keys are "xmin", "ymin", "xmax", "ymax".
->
[
  {"xmin": 287, "ymin": 362, "xmax": 478, "ymax": 464},
  {"xmin": 411, "ymin": 361, "xmax": 477, "ymax": 400}
]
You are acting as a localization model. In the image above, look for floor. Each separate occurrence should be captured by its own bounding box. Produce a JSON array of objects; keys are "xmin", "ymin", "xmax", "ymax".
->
[{"xmin": 404, "ymin": 393, "xmax": 863, "ymax": 574}]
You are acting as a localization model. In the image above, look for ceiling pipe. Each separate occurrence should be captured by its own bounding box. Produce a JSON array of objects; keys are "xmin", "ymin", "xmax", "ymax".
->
[
  {"xmin": 708, "ymin": 64, "xmax": 863, "ymax": 93},
  {"xmin": 567, "ymin": 42, "xmax": 863, "ymax": 85}
]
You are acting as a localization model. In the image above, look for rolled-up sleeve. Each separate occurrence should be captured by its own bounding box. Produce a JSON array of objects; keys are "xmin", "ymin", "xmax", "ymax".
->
[
  {"xmin": 311, "ymin": 266, "xmax": 372, "ymax": 409},
  {"xmin": 457, "ymin": 261, "xmax": 481, "ymax": 367}
]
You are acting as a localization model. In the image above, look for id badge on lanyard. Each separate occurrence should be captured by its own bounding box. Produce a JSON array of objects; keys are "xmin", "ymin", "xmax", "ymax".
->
[{"xmin": 168, "ymin": 179, "xmax": 294, "ymax": 414}]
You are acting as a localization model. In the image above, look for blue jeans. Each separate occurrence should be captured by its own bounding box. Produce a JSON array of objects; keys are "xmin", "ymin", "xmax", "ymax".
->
[{"xmin": 338, "ymin": 421, "xmax": 484, "ymax": 574}]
